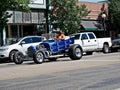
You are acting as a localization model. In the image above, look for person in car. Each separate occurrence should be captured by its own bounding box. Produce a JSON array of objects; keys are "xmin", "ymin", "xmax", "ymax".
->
[{"xmin": 56, "ymin": 31, "xmax": 65, "ymax": 40}]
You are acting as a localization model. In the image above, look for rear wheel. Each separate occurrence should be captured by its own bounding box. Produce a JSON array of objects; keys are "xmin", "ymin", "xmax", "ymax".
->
[
  {"xmin": 13, "ymin": 51, "xmax": 24, "ymax": 64},
  {"xmin": 33, "ymin": 51, "xmax": 44, "ymax": 64},
  {"xmin": 68, "ymin": 44, "xmax": 82, "ymax": 60},
  {"xmin": 103, "ymin": 44, "xmax": 109, "ymax": 53}
]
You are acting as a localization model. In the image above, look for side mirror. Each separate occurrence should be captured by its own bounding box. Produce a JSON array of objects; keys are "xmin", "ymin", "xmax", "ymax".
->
[{"xmin": 20, "ymin": 41, "xmax": 25, "ymax": 45}]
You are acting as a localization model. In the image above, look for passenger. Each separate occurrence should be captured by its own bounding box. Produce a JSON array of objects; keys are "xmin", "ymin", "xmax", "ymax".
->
[{"xmin": 56, "ymin": 31, "xmax": 65, "ymax": 40}]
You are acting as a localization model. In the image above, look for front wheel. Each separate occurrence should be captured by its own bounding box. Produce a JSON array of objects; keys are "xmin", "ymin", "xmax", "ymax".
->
[
  {"xmin": 68, "ymin": 44, "xmax": 83, "ymax": 60},
  {"xmin": 9, "ymin": 50, "xmax": 17, "ymax": 61},
  {"xmin": 33, "ymin": 51, "xmax": 44, "ymax": 64},
  {"xmin": 13, "ymin": 51, "xmax": 24, "ymax": 64}
]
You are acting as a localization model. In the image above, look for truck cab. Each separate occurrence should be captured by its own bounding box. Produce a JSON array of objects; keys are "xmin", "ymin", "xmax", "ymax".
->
[{"xmin": 73, "ymin": 32, "xmax": 98, "ymax": 52}]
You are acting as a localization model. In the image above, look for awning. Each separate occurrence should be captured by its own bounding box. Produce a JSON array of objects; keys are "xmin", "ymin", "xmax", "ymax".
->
[
  {"xmin": 81, "ymin": 20, "xmax": 103, "ymax": 31},
  {"xmin": 84, "ymin": 28, "xmax": 97, "ymax": 31}
]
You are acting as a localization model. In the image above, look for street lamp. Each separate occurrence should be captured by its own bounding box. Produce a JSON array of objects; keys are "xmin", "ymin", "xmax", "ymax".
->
[{"xmin": 102, "ymin": 13, "xmax": 107, "ymax": 36}]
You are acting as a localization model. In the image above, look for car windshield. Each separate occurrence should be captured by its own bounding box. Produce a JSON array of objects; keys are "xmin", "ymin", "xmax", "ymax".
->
[{"xmin": 6, "ymin": 38, "xmax": 21, "ymax": 45}]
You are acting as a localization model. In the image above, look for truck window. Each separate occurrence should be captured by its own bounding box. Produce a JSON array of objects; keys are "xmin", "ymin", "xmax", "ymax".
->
[
  {"xmin": 88, "ymin": 33, "xmax": 95, "ymax": 39},
  {"xmin": 81, "ymin": 34, "xmax": 88, "ymax": 40}
]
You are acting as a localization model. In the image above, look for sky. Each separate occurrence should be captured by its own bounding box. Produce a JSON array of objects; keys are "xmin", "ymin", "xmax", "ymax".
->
[{"xmin": 80, "ymin": 0, "xmax": 104, "ymax": 2}]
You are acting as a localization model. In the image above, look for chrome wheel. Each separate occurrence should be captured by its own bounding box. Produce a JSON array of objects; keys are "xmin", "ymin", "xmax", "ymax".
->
[
  {"xmin": 33, "ymin": 51, "xmax": 44, "ymax": 64},
  {"xmin": 75, "ymin": 48, "xmax": 82, "ymax": 58},
  {"xmin": 36, "ymin": 52, "xmax": 44, "ymax": 63}
]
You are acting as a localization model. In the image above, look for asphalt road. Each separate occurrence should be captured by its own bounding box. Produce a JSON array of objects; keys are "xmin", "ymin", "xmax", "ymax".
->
[{"xmin": 0, "ymin": 52, "xmax": 120, "ymax": 90}]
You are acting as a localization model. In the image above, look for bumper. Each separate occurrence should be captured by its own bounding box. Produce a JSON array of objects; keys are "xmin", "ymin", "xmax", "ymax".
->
[
  {"xmin": 112, "ymin": 45, "xmax": 120, "ymax": 49},
  {"xmin": 0, "ymin": 52, "xmax": 9, "ymax": 59}
]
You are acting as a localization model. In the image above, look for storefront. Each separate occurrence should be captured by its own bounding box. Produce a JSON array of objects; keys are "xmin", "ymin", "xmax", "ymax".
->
[
  {"xmin": 80, "ymin": 20, "xmax": 106, "ymax": 37},
  {"xmin": 7, "ymin": 10, "xmax": 46, "ymax": 37},
  {"xmin": 1, "ymin": 0, "xmax": 48, "ymax": 45}
]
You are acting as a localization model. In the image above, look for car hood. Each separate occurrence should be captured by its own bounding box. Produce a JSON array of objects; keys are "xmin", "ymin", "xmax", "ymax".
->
[{"xmin": 0, "ymin": 44, "xmax": 16, "ymax": 49}]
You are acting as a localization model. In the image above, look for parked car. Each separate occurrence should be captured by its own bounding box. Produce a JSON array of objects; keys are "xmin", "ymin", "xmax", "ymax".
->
[
  {"xmin": 0, "ymin": 36, "xmax": 46, "ymax": 61},
  {"xmin": 111, "ymin": 38, "xmax": 120, "ymax": 52},
  {"xmin": 71, "ymin": 32, "xmax": 112, "ymax": 55}
]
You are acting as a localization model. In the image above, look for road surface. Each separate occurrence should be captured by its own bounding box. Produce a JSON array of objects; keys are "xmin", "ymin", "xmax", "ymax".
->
[{"xmin": 0, "ymin": 52, "xmax": 120, "ymax": 90}]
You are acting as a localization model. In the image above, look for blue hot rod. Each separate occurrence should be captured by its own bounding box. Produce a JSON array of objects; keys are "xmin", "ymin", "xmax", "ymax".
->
[{"xmin": 13, "ymin": 37, "xmax": 83, "ymax": 64}]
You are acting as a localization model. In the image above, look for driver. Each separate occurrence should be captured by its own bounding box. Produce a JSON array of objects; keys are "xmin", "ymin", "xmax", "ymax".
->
[{"xmin": 56, "ymin": 31, "xmax": 65, "ymax": 40}]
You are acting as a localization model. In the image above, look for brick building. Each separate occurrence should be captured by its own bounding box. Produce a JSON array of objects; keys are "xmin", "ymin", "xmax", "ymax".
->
[
  {"xmin": 78, "ymin": 1, "xmax": 108, "ymax": 20},
  {"xmin": 78, "ymin": 1, "xmax": 110, "ymax": 38}
]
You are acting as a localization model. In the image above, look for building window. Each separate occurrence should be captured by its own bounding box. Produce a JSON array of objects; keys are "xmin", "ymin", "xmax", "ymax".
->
[{"xmin": 11, "ymin": 25, "xmax": 18, "ymax": 38}]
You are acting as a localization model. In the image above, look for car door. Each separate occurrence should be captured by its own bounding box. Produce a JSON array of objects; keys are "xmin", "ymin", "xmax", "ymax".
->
[
  {"xmin": 80, "ymin": 33, "xmax": 90, "ymax": 51},
  {"xmin": 87, "ymin": 33, "xmax": 98, "ymax": 50},
  {"xmin": 19, "ymin": 37, "xmax": 33, "ymax": 55}
]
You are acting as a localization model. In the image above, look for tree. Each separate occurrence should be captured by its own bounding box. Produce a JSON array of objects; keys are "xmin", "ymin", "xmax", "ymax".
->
[
  {"xmin": 0, "ymin": 0, "xmax": 32, "ymax": 45},
  {"xmin": 49, "ymin": 0, "xmax": 90, "ymax": 34},
  {"xmin": 108, "ymin": 0, "xmax": 120, "ymax": 33}
]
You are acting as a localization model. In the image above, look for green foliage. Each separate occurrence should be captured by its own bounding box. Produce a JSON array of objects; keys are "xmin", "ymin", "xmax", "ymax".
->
[
  {"xmin": 0, "ymin": 0, "xmax": 32, "ymax": 31},
  {"xmin": 108, "ymin": 0, "xmax": 120, "ymax": 31},
  {"xmin": 49, "ymin": 0, "xmax": 90, "ymax": 34}
]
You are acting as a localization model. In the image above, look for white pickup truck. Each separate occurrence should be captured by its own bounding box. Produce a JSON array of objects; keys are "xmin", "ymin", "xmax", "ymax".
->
[{"xmin": 72, "ymin": 32, "xmax": 112, "ymax": 55}]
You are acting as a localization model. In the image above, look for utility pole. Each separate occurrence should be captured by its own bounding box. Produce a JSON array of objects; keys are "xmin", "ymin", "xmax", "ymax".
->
[
  {"xmin": 45, "ymin": 0, "xmax": 49, "ymax": 33},
  {"xmin": 0, "ymin": 25, "xmax": 3, "ymax": 46}
]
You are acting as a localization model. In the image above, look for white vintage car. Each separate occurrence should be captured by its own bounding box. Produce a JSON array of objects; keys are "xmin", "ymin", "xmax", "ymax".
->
[{"xmin": 0, "ymin": 36, "xmax": 46, "ymax": 61}]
